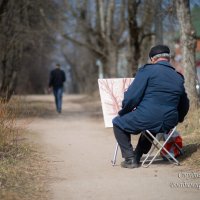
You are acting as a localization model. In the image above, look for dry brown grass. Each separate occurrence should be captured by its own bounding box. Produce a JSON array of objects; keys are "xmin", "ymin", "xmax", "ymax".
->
[
  {"xmin": 0, "ymin": 143, "xmax": 50, "ymax": 200},
  {"xmin": 0, "ymin": 97, "xmax": 51, "ymax": 200},
  {"xmin": 8, "ymin": 96, "xmax": 53, "ymax": 119},
  {"xmin": 177, "ymin": 108, "xmax": 200, "ymax": 168},
  {"xmin": 0, "ymin": 101, "xmax": 17, "ymax": 148}
]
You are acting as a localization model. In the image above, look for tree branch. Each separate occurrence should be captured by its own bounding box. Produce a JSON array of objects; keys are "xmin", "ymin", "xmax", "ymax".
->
[
  {"xmin": 139, "ymin": 32, "xmax": 155, "ymax": 45},
  {"xmin": 62, "ymin": 33, "xmax": 105, "ymax": 58}
]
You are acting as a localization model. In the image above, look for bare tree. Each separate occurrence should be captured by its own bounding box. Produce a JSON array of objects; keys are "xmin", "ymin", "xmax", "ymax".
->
[
  {"xmin": 0, "ymin": 0, "xmax": 59, "ymax": 100},
  {"xmin": 127, "ymin": 0, "xmax": 156, "ymax": 75},
  {"xmin": 62, "ymin": 44, "xmax": 98, "ymax": 93},
  {"xmin": 176, "ymin": 0, "xmax": 199, "ymax": 108},
  {"xmin": 62, "ymin": 0, "xmax": 159, "ymax": 90},
  {"xmin": 63, "ymin": 0, "xmax": 127, "ymax": 78},
  {"xmin": 0, "ymin": 0, "xmax": 24, "ymax": 101}
]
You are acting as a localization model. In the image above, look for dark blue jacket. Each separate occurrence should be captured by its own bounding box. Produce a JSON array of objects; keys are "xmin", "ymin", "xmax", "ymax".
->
[
  {"xmin": 112, "ymin": 61, "xmax": 189, "ymax": 133},
  {"xmin": 49, "ymin": 68, "xmax": 66, "ymax": 89}
]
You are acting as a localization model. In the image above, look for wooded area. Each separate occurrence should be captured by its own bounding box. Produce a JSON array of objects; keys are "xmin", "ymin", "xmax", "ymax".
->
[
  {"xmin": 0, "ymin": 0, "xmax": 199, "ymax": 107},
  {"xmin": 0, "ymin": 0, "xmax": 59, "ymax": 100}
]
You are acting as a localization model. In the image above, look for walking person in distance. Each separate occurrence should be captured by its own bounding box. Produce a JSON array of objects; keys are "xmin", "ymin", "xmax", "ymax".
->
[{"xmin": 49, "ymin": 63, "xmax": 66, "ymax": 113}]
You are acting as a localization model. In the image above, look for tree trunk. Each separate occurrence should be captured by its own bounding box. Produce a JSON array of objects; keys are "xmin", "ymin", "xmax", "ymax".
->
[
  {"xmin": 103, "ymin": 45, "xmax": 118, "ymax": 77},
  {"xmin": 127, "ymin": 0, "xmax": 141, "ymax": 76},
  {"xmin": 0, "ymin": 0, "xmax": 58, "ymax": 98},
  {"xmin": 176, "ymin": 0, "xmax": 199, "ymax": 108},
  {"xmin": 0, "ymin": 55, "xmax": 19, "ymax": 102},
  {"xmin": 154, "ymin": 0, "xmax": 163, "ymax": 45},
  {"xmin": 127, "ymin": 0, "xmax": 156, "ymax": 76}
]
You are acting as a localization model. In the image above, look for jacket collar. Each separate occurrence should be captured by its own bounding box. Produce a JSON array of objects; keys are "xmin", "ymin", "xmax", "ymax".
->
[{"xmin": 156, "ymin": 61, "xmax": 175, "ymax": 70}]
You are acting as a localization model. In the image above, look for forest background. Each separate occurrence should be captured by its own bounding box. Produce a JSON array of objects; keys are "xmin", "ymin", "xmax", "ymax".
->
[{"xmin": 0, "ymin": 0, "xmax": 200, "ymax": 106}]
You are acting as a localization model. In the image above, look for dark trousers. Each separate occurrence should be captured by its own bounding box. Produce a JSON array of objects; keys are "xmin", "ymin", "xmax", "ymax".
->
[
  {"xmin": 53, "ymin": 87, "xmax": 63, "ymax": 113},
  {"xmin": 113, "ymin": 125, "xmax": 155, "ymax": 159}
]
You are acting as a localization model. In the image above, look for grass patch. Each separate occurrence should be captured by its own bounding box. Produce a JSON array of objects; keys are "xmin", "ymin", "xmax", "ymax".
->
[
  {"xmin": 0, "ymin": 142, "xmax": 49, "ymax": 200},
  {"xmin": 8, "ymin": 96, "xmax": 54, "ymax": 119},
  {"xmin": 177, "ymin": 108, "xmax": 200, "ymax": 169},
  {"xmin": 0, "ymin": 96, "xmax": 51, "ymax": 199}
]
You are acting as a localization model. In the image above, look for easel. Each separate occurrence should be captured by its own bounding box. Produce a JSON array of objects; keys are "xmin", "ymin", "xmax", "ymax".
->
[{"xmin": 98, "ymin": 78, "xmax": 134, "ymax": 167}]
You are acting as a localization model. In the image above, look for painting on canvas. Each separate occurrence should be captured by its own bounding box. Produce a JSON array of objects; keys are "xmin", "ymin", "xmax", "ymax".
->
[{"xmin": 98, "ymin": 78, "xmax": 134, "ymax": 128}]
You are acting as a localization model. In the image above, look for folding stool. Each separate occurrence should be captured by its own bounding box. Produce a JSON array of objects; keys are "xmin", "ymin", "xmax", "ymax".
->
[
  {"xmin": 141, "ymin": 126, "xmax": 180, "ymax": 167},
  {"xmin": 111, "ymin": 126, "xmax": 180, "ymax": 167}
]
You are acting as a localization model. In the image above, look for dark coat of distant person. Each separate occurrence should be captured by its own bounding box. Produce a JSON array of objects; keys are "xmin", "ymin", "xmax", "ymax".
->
[{"xmin": 49, "ymin": 68, "xmax": 66, "ymax": 89}]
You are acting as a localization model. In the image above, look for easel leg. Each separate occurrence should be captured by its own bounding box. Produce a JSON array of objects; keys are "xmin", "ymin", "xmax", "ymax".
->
[{"xmin": 111, "ymin": 142, "xmax": 119, "ymax": 166}]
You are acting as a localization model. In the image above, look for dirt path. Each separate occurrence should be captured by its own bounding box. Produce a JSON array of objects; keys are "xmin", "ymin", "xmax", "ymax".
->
[{"xmin": 27, "ymin": 95, "xmax": 200, "ymax": 200}]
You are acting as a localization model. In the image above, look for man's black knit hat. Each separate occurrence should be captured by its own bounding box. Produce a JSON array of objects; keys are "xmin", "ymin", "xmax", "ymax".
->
[{"xmin": 149, "ymin": 44, "xmax": 170, "ymax": 58}]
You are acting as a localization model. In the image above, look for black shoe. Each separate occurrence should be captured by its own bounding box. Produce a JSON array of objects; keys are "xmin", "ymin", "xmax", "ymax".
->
[{"xmin": 121, "ymin": 157, "xmax": 139, "ymax": 169}]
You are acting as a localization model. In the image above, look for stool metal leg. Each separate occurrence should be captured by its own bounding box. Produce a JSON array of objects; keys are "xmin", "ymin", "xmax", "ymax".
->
[{"xmin": 142, "ymin": 127, "xmax": 180, "ymax": 167}]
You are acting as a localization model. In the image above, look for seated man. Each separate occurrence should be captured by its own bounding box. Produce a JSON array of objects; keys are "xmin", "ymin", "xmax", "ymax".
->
[{"xmin": 112, "ymin": 44, "xmax": 189, "ymax": 169}]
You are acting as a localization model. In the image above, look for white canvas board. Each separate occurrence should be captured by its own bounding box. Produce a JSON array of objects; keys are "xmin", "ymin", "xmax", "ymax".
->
[{"xmin": 98, "ymin": 78, "xmax": 134, "ymax": 128}]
